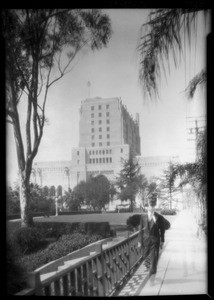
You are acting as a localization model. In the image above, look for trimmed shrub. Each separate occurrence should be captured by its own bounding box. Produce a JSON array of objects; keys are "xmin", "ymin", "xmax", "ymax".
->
[
  {"xmin": 6, "ymin": 241, "xmax": 28, "ymax": 295},
  {"xmin": 19, "ymin": 232, "xmax": 103, "ymax": 272},
  {"xmin": 160, "ymin": 209, "xmax": 177, "ymax": 215},
  {"xmin": 116, "ymin": 207, "xmax": 131, "ymax": 213},
  {"xmin": 12, "ymin": 227, "xmax": 43, "ymax": 254},
  {"xmin": 34, "ymin": 222, "xmax": 80, "ymax": 239},
  {"xmin": 58, "ymin": 210, "xmax": 102, "ymax": 215},
  {"xmin": 126, "ymin": 214, "xmax": 141, "ymax": 229},
  {"xmin": 79, "ymin": 222, "xmax": 111, "ymax": 237}
]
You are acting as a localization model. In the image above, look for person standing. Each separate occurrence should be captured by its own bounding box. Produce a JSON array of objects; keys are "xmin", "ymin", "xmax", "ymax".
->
[{"xmin": 138, "ymin": 196, "xmax": 165, "ymax": 276}]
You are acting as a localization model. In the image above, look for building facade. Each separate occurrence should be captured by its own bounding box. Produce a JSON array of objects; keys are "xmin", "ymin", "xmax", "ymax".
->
[
  {"xmin": 32, "ymin": 97, "xmax": 141, "ymax": 190},
  {"xmin": 136, "ymin": 155, "xmax": 180, "ymax": 181}
]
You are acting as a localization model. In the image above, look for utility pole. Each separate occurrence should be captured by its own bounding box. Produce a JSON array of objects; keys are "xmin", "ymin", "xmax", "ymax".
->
[{"xmin": 186, "ymin": 116, "xmax": 205, "ymax": 161}]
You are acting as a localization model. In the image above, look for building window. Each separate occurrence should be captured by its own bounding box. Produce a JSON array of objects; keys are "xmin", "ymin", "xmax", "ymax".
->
[
  {"xmin": 96, "ymin": 158, "xmax": 98, "ymax": 163},
  {"xmin": 99, "ymin": 120, "xmax": 102, "ymax": 125},
  {"xmin": 90, "ymin": 159, "xmax": 92, "ymax": 164},
  {"xmin": 99, "ymin": 127, "xmax": 102, "ymax": 132},
  {"xmin": 91, "ymin": 106, "xmax": 94, "ymax": 110},
  {"xmin": 77, "ymin": 151, "xmax": 79, "ymax": 155},
  {"xmin": 106, "ymin": 119, "xmax": 110, "ymax": 124},
  {"xmin": 91, "ymin": 128, "xmax": 94, "ymax": 133},
  {"xmin": 107, "ymin": 142, "xmax": 110, "ymax": 146},
  {"xmin": 106, "ymin": 104, "xmax": 109, "ymax": 109},
  {"xmin": 99, "ymin": 142, "xmax": 102, "ymax": 146},
  {"xmin": 99, "ymin": 150, "xmax": 101, "ymax": 154},
  {"xmin": 107, "ymin": 127, "xmax": 110, "ymax": 131},
  {"xmin": 92, "ymin": 143, "xmax": 95, "ymax": 147},
  {"xmin": 91, "ymin": 120, "xmax": 94, "ymax": 125},
  {"xmin": 99, "ymin": 112, "xmax": 102, "ymax": 117},
  {"xmin": 93, "ymin": 159, "xmax": 95, "ymax": 164},
  {"xmin": 107, "ymin": 134, "xmax": 110, "ymax": 139},
  {"xmin": 121, "ymin": 148, "xmax": 123, "ymax": 153},
  {"xmin": 99, "ymin": 135, "xmax": 102, "ymax": 139},
  {"xmin": 103, "ymin": 150, "xmax": 105, "ymax": 154},
  {"xmin": 89, "ymin": 150, "xmax": 91, "ymax": 155},
  {"xmin": 91, "ymin": 135, "xmax": 94, "ymax": 140},
  {"xmin": 93, "ymin": 150, "xmax": 95, "ymax": 155},
  {"xmin": 96, "ymin": 150, "xmax": 98, "ymax": 154},
  {"xmin": 106, "ymin": 112, "xmax": 109, "ymax": 117},
  {"xmin": 91, "ymin": 113, "xmax": 94, "ymax": 118},
  {"xmin": 110, "ymin": 157, "xmax": 112, "ymax": 163},
  {"xmin": 109, "ymin": 149, "xmax": 112, "ymax": 153},
  {"xmin": 106, "ymin": 157, "xmax": 109, "ymax": 163},
  {"xmin": 103, "ymin": 158, "xmax": 105, "ymax": 163},
  {"xmin": 99, "ymin": 105, "xmax": 102, "ymax": 110},
  {"xmin": 99, "ymin": 158, "xmax": 102, "ymax": 163}
]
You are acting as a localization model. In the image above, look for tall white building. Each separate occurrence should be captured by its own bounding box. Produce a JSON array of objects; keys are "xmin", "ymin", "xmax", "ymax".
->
[{"xmin": 32, "ymin": 97, "xmax": 141, "ymax": 190}]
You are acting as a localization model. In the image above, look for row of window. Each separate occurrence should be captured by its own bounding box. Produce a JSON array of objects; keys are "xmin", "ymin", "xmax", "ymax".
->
[
  {"xmin": 91, "ymin": 112, "xmax": 110, "ymax": 118},
  {"xmin": 92, "ymin": 142, "xmax": 110, "ymax": 147},
  {"xmin": 91, "ymin": 104, "xmax": 109, "ymax": 110},
  {"xmin": 142, "ymin": 162, "xmax": 168, "ymax": 166},
  {"xmin": 91, "ymin": 134, "xmax": 110, "ymax": 140},
  {"xmin": 89, "ymin": 157, "xmax": 112, "ymax": 164},
  {"xmin": 91, "ymin": 119, "xmax": 110, "ymax": 125},
  {"xmin": 89, "ymin": 149, "xmax": 112, "ymax": 155},
  {"xmin": 91, "ymin": 127, "xmax": 110, "ymax": 132}
]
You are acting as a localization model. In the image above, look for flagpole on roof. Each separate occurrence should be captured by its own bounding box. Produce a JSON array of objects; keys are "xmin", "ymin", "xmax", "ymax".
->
[{"xmin": 87, "ymin": 81, "xmax": 91, "ymax": 98}]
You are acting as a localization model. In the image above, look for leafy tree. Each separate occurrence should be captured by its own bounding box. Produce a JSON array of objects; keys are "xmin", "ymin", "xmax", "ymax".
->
[
  {"xmin": 6, "ymin": 185, "xmax": 20, "ymax": 215},
  {"xmin": 49, "ymin": 185, "xmax": 56, "ymax": 198},
  {"xmin": 42, "ymin": 185, "xmax": 49, "ymax": 197},
  {"xmin": 29, "ymin": 183, "xmax": 53, "ymax": 214},
  {"xmin": 56, "ymin": 185, "xmax": 63, "ymax": 197},
  {"xmin": 173, "ymin": 128, "xmax": 207, "ymax": 222},
  {"xmin": 109, "ymin": 181, "xmax": 117, "ymax": 202},
  {"xmin": 137, "ymin": 8, "xmax": 209, "ymax": 222},
  {"xmin": 138, "ymin": 8, "xmax": 210, "ymax": 100},
  {"xmin": 64, "ymin": 191, "xmax": 81, "ymax": 211},
  {"xmin": 86, "ymin": 175, "xmax": 111, "ymax": 210},
  {"xmin": 158, "ymin": 162, "xmax": 179, "ymax": 209},
  {"xmin": 3, "ymin": 9, "xmax": 112, "ymax": 227},
  {"xmin": 72, "ymin": 180, "xmax": 88, "ymax": 209},
  {"xmin": 115, "ymin": 154, "xmax": 144, "ymax": 212}
]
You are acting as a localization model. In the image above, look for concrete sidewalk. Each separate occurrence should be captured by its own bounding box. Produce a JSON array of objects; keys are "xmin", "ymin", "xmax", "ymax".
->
[{"xmin": 139, "ymin": 209, "xmax": 207, "ymax": 296}]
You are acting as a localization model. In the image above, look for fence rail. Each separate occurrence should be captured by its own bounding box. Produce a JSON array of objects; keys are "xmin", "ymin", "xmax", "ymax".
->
[{"xmin": 16, "ymin": 230, "xmax": 143, "ymax": 296}]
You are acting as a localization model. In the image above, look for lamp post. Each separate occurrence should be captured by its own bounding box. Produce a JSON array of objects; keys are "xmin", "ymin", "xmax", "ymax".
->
[
  {"xmin": 64, "ymin": 167, "xmax": 70, "ymax": 191},
  {"xmin": 55, "ymin": 196, "xmax": 58, "ymax": 216}
]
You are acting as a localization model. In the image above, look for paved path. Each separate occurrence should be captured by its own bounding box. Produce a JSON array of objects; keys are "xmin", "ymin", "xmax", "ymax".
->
[{"xmin": 118, "ymin": 209, "xmax": 207, "ymax": 296}]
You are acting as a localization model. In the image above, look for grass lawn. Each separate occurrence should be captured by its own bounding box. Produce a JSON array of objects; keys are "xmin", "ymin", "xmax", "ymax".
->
[{"xmin": 7, "ymin": 212, "xmax": 178, "ymax": 238}]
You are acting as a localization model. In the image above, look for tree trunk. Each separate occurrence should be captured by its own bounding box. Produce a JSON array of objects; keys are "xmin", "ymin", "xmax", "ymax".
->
[{"xmin": 19, "ymin": 176, "xmax": 34, "ymax": 227}]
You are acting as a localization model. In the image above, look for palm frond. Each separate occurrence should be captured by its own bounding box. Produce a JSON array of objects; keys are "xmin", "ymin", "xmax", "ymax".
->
[
  {"xmin": 185, "ymin": 69, "xmax": 207, "ymax": 99},
  {"xmin": 138, "ymin": 8, "xmax": 207, "ymax": 101}
]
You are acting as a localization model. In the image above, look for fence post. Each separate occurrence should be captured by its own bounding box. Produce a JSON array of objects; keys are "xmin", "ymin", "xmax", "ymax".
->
[
  {"xmin": 27, "ymin": 271, "xmax": 42, "ymax": 295},
  {"xmin": 127, "ymin": 231, "xmax": 131, "ymax": 271},
  {"xmin": 95, "ymin": 243, "xmax": 106, "ymax": 296}
]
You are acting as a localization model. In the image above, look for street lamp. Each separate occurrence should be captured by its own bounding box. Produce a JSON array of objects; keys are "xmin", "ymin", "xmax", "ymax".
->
[{"xmin": 55, "ymin": 196, "xmax": 58, "ymax": 216}]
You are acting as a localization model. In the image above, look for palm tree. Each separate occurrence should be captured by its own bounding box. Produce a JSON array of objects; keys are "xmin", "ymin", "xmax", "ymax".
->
[{"xmin": 138, "ymin": 8, "xmax": 210, "ymax": 100}]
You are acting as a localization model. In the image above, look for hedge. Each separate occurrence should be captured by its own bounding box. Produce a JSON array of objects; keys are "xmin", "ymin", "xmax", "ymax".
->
[
  {"xmin": 126, "ymin": 214, "xmax": 141, "ymax": 229},
  {"xmin": 18, "ymin": 232, "xmax": 103, "ymax": 272},
  {"xmin": 160, "ymin": 209, "xmax": 177, "ymax": 215},
  {"xmin": 6, "ymin": 241, "xmax": 28, "ymax": 295},
  {"xmin": 6, "ymin": 211, "xmax": 55, "ymax": 221},
  {"xmin": 58, "ymin": 210, "xmax": 102, "ymax": 215}
]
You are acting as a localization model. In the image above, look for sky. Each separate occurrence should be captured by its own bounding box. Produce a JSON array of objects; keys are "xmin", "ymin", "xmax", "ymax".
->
[{"xmin": 6, "ymin": 9, "xmax": 209, "ymax": 186}]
